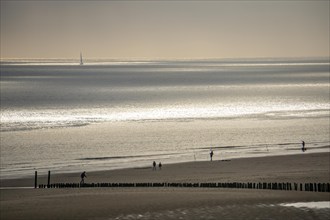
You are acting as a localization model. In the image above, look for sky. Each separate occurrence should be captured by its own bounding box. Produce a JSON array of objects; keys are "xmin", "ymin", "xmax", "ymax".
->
[{"xmin": 0, "ymin": 0, "xmax": 329, "ymax": 59}]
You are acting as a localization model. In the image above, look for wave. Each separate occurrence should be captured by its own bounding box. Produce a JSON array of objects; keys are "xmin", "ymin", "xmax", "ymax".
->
[
  {"xmin": 1, "ymin": 108, "xmax": 329, "ymax": 132},
  {"xmin": 78, "ymin": 152, "xmax": 184, "ymax": 161},
  {"xmin": 0, "ymin": 122, "xmax": 91, "ymax": 132},
  {"xmin": 77, "ymin": 142, "xmax": 330, "ymax": 163},
  {"xmin": 196, "ymin": 141, "xmax": 330, "ymax": 150}
]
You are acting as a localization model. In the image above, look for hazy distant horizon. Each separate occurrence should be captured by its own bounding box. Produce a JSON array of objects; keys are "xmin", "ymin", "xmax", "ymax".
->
[
  {"xmin": 1, "ymin": 56, "xmax": 329, "ymax": 62},
  {"xmin": 1, "ymin": 1, "xmax": 329, "ymax": 59}
]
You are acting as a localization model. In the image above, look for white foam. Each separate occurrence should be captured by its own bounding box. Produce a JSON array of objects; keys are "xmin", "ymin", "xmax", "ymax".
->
[{"xmin": 280, "ymin": 201, "xmax": 330, "ymax": 209}]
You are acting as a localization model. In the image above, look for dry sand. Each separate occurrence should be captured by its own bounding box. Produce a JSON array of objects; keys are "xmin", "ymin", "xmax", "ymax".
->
[{"xmin": 1, "ymin": 152, "xmax": 330, "ymax": 219}]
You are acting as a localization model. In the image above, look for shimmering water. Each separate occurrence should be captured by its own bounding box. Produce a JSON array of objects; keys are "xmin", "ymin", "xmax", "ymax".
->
[{"xmin": 0, "ymin": 58, "xmax": 329, "ymax": 178}]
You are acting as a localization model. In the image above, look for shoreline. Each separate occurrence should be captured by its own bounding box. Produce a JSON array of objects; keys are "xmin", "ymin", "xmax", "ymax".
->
[
  {"xmin": 2, "ymin": 115, "xmax": 329, "ymax": 181},
  {"xmin": 1, "ymin": 145, "xmax": 328, "ymax": 181}
]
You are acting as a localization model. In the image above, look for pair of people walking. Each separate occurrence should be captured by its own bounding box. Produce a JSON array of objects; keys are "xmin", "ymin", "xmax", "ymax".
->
[{"xmin": 153, "ymin": 161, "xmax": 162, "ymax": 170}]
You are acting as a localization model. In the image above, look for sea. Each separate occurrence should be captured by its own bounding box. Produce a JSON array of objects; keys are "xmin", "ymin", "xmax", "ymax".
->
[{"xmin": 0, "ymin": 58, "xmax": 329, "ymax": 179}]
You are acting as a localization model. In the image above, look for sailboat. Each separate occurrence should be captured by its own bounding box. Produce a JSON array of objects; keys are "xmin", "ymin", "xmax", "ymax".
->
[{"xmin": 80, "ymin": 52, "xmax": 83, "ymax": 65}]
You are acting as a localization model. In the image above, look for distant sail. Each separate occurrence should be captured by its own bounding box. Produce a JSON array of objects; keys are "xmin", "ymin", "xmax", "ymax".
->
[{"xmin": 80, "ymin": 52, "xmax": 83, "ymax": 65}]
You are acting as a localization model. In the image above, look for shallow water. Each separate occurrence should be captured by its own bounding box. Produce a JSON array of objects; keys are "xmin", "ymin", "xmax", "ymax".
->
[
  {"xmin": 113, "ymin": 202, "xmax": 330, "ymax": 220},
  {"xmin": 280, "ymin": 201, "xmax": 330, "ymax": 209}
]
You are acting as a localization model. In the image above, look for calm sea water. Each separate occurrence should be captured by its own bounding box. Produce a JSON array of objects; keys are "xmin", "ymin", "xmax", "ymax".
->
[{"xmin": 0, "ymin": 58, "xmax": 329, "ymax": 179}]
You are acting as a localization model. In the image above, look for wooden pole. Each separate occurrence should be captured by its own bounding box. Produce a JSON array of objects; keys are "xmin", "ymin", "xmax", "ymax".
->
[
  {"xmin": 34, "ymin": 171, "xmax": 37, "ymax": 188},
  {"xmin": 47, "ymin": 171, "xmax": 51, "ymax": 188}
]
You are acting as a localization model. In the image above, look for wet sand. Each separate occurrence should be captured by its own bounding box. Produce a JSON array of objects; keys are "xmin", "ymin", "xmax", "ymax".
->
[
  {"xmin": 1, "ymin": 152, "xmax": 329, "ymax": 187},
  {"xmin": 1, "ymin": 152, "xmax": 329, "ymax": 219}
]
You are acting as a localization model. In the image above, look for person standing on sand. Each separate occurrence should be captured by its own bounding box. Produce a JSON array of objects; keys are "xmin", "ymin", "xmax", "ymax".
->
[
  {"xmin": 302, "ymin": 141, "xmax": 306, "ymax": 152},
  {"xmin": 159, "ymin": 162, "xmax": 162, "ymax": 170},
  {"xmin": 210, "ymin": 149, "xmax": 214, "ymax": 161},
  {"xmin": 80, "ymin": 171, "xmax": 87, "ymax": 184},
  {"xmin": 153, "ymin": 161, "xmax": 156, "ymax": 170}
]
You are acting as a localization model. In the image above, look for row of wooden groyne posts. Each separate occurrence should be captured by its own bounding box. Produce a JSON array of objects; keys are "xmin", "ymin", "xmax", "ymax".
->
[
  {"xmin": 38, "ymin": 182, "xmax": 330, "ymax": 193},
  {"xmin": 35, "ymin": 171, "xmax": 330, "ymax": 192}
]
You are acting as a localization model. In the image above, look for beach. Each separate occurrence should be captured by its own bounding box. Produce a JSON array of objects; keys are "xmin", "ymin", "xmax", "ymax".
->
[
  {"xmin": 1, "ymin": 60, "xmax": 329, "ymax": 219},
  {"xmin": 1, "ymin": 1, "xmax": 329, "ymax": 219},
  {"xmin": 1, "ymin": 152, "xmax": 329, "ymax": 219}
]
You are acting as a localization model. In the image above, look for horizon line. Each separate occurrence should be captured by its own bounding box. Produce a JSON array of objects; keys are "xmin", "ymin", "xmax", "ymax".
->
[{"xmin": 1, "ymin": 56, "xmax": 329, "ymax": 62}]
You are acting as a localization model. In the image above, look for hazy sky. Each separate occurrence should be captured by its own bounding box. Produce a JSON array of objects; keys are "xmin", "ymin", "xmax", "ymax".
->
[{"xmin": 1, "ymin": 0, "xmax": 329, "ymax": 59}]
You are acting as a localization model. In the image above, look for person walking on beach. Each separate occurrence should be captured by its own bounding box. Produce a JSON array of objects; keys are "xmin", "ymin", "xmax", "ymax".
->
[
  {"xmin": 153, "ymin": 161, "xmax": 156, "ymax": 171},
  {"xmin": 159, "ymin": 162, "xmax": 162, "ymax": 170},
  {"xmin": 210, "ymin": 149, "xmax": 214, "ymax": 161},
  {"xmin": 80, "ymin": 171, "xmax": 87, "ymax": 184},
  {"xmin": 301, "ymin": 141, "xmax": 306, "ymax": 152}
]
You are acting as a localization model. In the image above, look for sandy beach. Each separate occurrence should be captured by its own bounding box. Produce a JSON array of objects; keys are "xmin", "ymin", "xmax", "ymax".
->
[
  {"xmin": 1, "ymin": 151, "xmax": 330, "ymax": 188},
  {"xmin": 1, "ymin": 152, "xmax": 329, "ymax": 219}
]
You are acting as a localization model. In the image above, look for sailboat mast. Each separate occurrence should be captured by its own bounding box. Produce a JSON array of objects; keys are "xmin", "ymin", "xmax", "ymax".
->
[{"xmin": 80, "ymin": 52, "xmax": 83, "ymax": 65}]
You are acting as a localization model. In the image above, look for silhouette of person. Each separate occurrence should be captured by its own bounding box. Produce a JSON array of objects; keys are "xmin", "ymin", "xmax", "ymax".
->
[
  {"xmin": 159, "ymin": 162, "xmax": 162, "ymax": 170},
  {"xmin": 80, "ymin": 171, "xmax": 87, "ymax": 184},
  {"xmin": 302, "ymin": 141, "xmax": 306, "ymax": 152},
  {"xmin": 153, "ymin": 161, "xmax": 156, "ymax": 170},
  {"xmin": 210, "ymin": 149, "xmax": 214, "ymax": 161}
]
